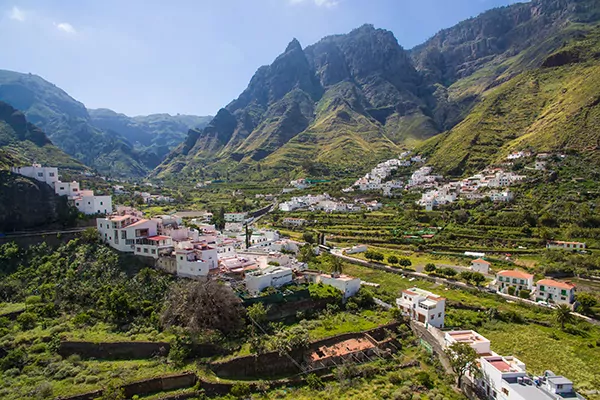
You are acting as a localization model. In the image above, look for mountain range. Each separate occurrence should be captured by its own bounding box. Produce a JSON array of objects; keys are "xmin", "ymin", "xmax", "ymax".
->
[
  {"xmin": 0, "ymin": 70, "xmax": 211, "ymax": 177},
  {"xmin": 156, "ymin": 0, "xmax": 600, "ymax": 180},
  {"xmin": 1, "ymin": 0, "xmax": 599, "ymax": 180}
]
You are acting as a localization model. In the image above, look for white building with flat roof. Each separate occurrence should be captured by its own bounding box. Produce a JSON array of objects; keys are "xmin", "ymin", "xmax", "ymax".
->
[
  {"xmin": 97, "ymin": 214, "xmax": 158, "ymax": 253},
  {"xmin": 245, "ymin": 266, "xmax": 293, "ymax": 295},
  {"xmin": 11, "ymin": 164, "xmax": 59, "ymax": 187},
  {"xmin": 224, "ymin": 212, "xmax": 247, "ymax": 222},
  {"xmin": 301, "ymin": 270, "xmax": 361, "ymax": 299},
  {"xmin": 444, "ymin": 330, "xmax": 492, "ymax": 356},
  {"xmin": 396, "ymin": 287, "xmax": 446, "ymax": 328},
  {"xmin": 546, "ymin": 241, "xmax": 586, "ymax": 251}
]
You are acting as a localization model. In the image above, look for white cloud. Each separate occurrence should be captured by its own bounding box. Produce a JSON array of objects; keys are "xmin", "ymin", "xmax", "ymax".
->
[
  {"xmin": 55, "ymin": 22, "xmax": 76, "ymax": 34},
  {"xmin": 9, "ymin": 6, "xmax": 25, "ymax": 21},
  {"xmin": 289, "ymin": 0, "xmax": 339, "ymax": 8}
]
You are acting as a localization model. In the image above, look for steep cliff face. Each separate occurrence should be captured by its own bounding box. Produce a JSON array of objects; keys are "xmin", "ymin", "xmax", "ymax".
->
[
  {"xmin": 0, "ymin": 171, "xmax": 77, "ymax": 232},
  {"xmin": 156, "ymin": 25, "xmax": 438, "ymax": 178}
]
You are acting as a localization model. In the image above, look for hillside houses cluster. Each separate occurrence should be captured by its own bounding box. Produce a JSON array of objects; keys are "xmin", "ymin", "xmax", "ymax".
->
[
  {"xmin": 345, "ymin": 152, "xmax": 423, "ymax": 196},
  {"xmin": 417, "ymin": 168, "xmax": 525, "ymax": 210},
  {"xmin": 96, "ymin": 207, "xmax": 361, "ymax": 300},
  {"xmin": 11, "ymin": 164, "xmax": 112, "ymax": 215},
  {"xmin": 493, "ymin": 269, "xmax": 577, "ymax": 305},
  {"xmin": 279, "ymin": 193, "xmax": 381, "ymax": 213}
]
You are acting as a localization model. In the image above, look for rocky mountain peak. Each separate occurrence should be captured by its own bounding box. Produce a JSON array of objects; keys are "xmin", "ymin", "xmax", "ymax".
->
[{"xmin": 285, "ymin": 38, "xmax": 303, "ymax": 53}]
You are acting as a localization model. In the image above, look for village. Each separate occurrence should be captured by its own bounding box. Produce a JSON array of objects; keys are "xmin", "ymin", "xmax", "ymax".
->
[{"xmin": 6, "ymin": 162, "xmax": 597, "ymax": 400}]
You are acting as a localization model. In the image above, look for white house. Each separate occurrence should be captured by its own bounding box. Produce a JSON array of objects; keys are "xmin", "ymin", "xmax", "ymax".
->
[
  {"xmin": 96, "ymin": 214, "xmax": 158, "ymax": 253},
  {"xmin": 444, "ymin": 330, "xmax": 492, "ymax": 356},
  {"xmin": 224, "ymin": 212, "xmax": 247, "ymax": 223},
  {"xmin": 282, "ymin": 217, "xmax": 307, "ymax": 227},
  {"xmin": 134, "ymin": 235, "xmax": 173, "ymax": 259},
  {"xmin": 546, "ymin": 241, "xmax": 586, "ymax": 251},
  {"xmin": 396, "ymin": 287, "xmax": 446, "ymax": 328},
  {"xmin": 74, "ymin": 194, "xmax": 112, "ymax": 215},
  {"xmin": 175, "ymin": 244, "xmax": 219, "ymax": 278},
  {"xmin": 345, "ymin": 244, "xmax": 368, "ymax": 255},
  {"xmin": 495, "ymin": 270, "xmax": 534, "ymax": 294},
  {"xmin": 54, "ymin": 181, "xmax": 80, "ymax": 197},
  {"xmin": 244, "ymin": 266, "xmax": 293, "ymax": 295},
  {"xmin": 11, "ymin": 164, "xmax": 59, "ymax": 187},
  {"xmin": 471, "ymin": 258, "xmax": 491, "ymax": 274},
  {"xmin": 477, "ymin": 356, "xmax": 583, "ymax": 400},
  {"xmin": 302, "ymin": 271, "xmax": 361, "ymax": 299},
  {"xmin": 535, "ymin": 279, "xmax": 576, "ymax": 305}
]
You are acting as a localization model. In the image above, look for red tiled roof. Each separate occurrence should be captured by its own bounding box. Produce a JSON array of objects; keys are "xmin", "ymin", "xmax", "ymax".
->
[
  {"xmin": 537, "ymin": 279, "xmax": 576, "ymax": 290},
  {"xmin": 147, "ymin": 235, "xmax": 171, "ymax": 241},
  {"xmin": 403, "ymin": 289, "xmax": 418, "ymax": 296},
  {"xmin": 472, "ymin": 258, "xmax": 491, "ymax": 265},
  {"xmin": 497, "ymin": 270, "xmax": 533, "ymax": 279}
]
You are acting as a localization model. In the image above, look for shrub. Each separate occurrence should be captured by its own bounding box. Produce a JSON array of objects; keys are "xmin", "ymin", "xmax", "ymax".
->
[
  {"xmin": 33, "ymin": 381, "xmax": 53, "ymax": 399},
  {"xmin": 306, "ymin": 373, "xmax": 324, "ymax": 390},
  {"xmin": 17, "ymin": 312, "xmax": 37, "ymax": 330},
  {"xmin": 415, "ymin": 371, "xmax": 433, "ymax": 389},
  {"xmin": 519, "ymin": 289, "xmax": 531, "ymax": 299},
  {"xmin": 387, "ymin": 255, "xmax": 399, "ymax": 265},
  {"xmin": 507, "ymin": 286, "xmax": 516, "ymax": 296},
  {"xmin": 25, "ymin": 295, "xmax": 43, "ymax": 305},
  {"xmin": 424, "ymin": 263, "xmax": 436, "ymax": 272},
  {"xmin": 72, "ymin": 312, "xmax": 92, "ymax": 327},
  {"xmin": 230, "ymin": 383, "xmax": 251, "ymax": 398},
  {"xmin": 398, "ymin": 258, "xmax": 412, "ymax": 267}
]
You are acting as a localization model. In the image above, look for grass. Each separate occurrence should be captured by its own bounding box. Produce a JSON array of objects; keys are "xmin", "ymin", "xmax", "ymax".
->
[
  {"xmin": 303, "ymin": 309, "xmax": 393, "ymax": 340},
  {"xmin": 0, "ymin": 302, "xmax": 26, "ymax": 316}
]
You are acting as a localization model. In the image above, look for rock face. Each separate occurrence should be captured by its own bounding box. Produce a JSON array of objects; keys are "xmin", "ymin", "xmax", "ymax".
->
[
  {"xmin": 157, "ymin": 0, "xmax": 600, "ymax": 179},
  {"xmin": 0, "ymin": 171, "xmax": 76, "ymax": 232},
  {"xmin": 156, "ymin": 25, "xmax": 438, "ymax": 178}
]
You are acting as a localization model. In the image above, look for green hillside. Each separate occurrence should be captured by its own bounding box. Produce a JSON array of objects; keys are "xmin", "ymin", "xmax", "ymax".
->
[
  {"xmin": 420, "ymin": 26, "xmax": 600, "ymax": 176},
  {"xmin": 0, "ymin": 101, "xmax": 84, "ymax": 170},
  {"xmin": 0, "ymin": 70, "xmax": 148, "ymax": 177}
]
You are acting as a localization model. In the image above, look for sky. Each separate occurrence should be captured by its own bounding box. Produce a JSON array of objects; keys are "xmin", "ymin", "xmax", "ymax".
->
[{"xmin": 0, "ymin": 0, "xmax": 523, "ymax": 117}]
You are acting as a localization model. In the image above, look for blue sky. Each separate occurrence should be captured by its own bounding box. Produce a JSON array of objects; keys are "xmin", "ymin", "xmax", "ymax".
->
[{"xmin": 0, "ymin": 0, "xmax": 522, "ymax": 116}]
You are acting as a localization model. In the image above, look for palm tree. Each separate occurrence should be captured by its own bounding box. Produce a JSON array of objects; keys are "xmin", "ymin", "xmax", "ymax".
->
[{"xmin": 555, "ymin": 304, "xmax": 574, "ymax": 330}]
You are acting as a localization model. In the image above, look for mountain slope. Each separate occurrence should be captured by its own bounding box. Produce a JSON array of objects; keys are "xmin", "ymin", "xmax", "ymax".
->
[
  {"xmin": 155, "ymin": 25, "xmax": 438, "ymax": 179},
  {"xmin": 0, "ymin": 101, "xmax": 84, "ymax": 170},
  {"xmin": 419, "ymin": 26, "xmax": 600, "ymax": 175},
  {"xmin": 88, "ymin": 108, "xmax": 212, "ymax": 167},
  {"xmin": 0, "ymin": 70, "xmax": 148, "ymax": 177},
  {"xmin": 410, "ymin": 0, "xmax": 600, "ymax": 131}
]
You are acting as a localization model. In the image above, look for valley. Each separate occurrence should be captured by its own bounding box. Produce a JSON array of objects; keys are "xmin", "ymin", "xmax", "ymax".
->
[{"xmin": 1, "ymin": 0, "xmax": 600, "ymax": 399}]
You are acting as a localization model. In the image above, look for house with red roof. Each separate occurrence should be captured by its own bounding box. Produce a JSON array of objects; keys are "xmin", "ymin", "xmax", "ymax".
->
[
  {"xmin": 535, "ymin": 279, "xmax": 576, "ymax": 305},
  {"xmin": 495, "ymin": 270, "xmax": 534, "ymax": 295}
]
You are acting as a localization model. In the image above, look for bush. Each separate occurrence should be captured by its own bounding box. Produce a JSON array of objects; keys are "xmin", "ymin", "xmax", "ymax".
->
[
  {"xmin": 415, "ymin": 371, "xmax": 433, "ymax": 389},
  {"xmin": 33, "ymin": 381, "xmax": 53, "ymax": 399},
  {"xmin": 424, "ymin": 263, "xmax": 436, "ymax": 272},
  {"xmin": 399, "ymin": 258, "xmax": 412, "ymax": 267},
  {"xmin": 231, "ymin": 383, "xmax": 251, "ymax": 398},
  {"xmin": 17, "ymin": 312, "xmax": 37, "ymax": 330},
  {"xmin": 519, "ymin": 289, "xmax": 531, "ymax": 299},
  {"xmin": 387, "ymin": 255, "xmax": 399, "ymax": 265},
  {"xmin": 507, "ymin": 286, "xmax": 516, "ymax": 296},
  {"xmin": 306, "ymin": 373, "xmax": 324, "ymax": 390},
  {"xmin": 72, "ymin": 312, "xmax": 92, "ymax": 327},
  {"xmin": 0, "ymin": 348, "xmax": 28, "ymax": 371}
]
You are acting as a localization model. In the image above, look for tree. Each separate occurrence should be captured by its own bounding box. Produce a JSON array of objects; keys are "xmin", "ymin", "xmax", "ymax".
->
[
  {"xmin": 486, "ymin": 307, "xmax": 499, "ymax": 321},
  {"xmin": 370, "ymin": 252, "xmax": 384, "ymax": 262},
  {"xmin": 387, "ymin": 255, "xmax": 399, "ymax": 265},
  {"xmin": 440, "ymin": 267, "xmax": 457, "ymax": 278},
  {"xmin": 302, "ymin": 232, "xmax": 316, "ymax": 244},
  {"xmin": 398, "ymin": 258, "xmax": 412, "ymax": 267},
  {"xmin": 161, "ymin": 279, "xmax": 245, "ymax": 335},
  {"xmin": 576, "ymin": 293, "xmax": 598, "ymax": 315},
  {"xmin": 448, "ymin": 342, "xmax": 479, "ymax": 388},
  {"xmin": 424, "ymin": 263, "xmax": 436, "ymax": 272},
  {"xmin": 471, "ymin": 272, "xmax": 486, "ymax": 286},
  {"xmin": 247, "ymin": 302, "xmax": 269, "ymax": 335},
  {"xmin": 297, "ymin": 244, "xmax": 315, "ymax": 263},
  {"xmin": 554, "ymin": 304, "xmax": 574, "ymax": 331},
  {"xmin": 17, "ymin": 312, "xmax": 37, "ymax": 330},
  {"xmin": 459, "ymin": 271, "xmax": 474, "ymax": 284},
  {"xmin": 507, "ymin": 286, "xmax": 516, "ymax": 296}
]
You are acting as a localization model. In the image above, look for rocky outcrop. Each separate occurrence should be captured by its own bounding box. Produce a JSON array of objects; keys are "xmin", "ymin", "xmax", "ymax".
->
[{"xmin": 0, "ymin": 171, "xmax": 76, "ymax": 232}]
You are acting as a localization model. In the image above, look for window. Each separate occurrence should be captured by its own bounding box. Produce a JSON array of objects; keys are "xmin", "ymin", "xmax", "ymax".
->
[
  {"xmin": 430, "ymin": 315, "xmax": 434, "ymax": 320},
  {"xmin": 88, "ymin": 202, "xmax": 91, "ymax": 205},
  {"xmin": 520, "ymin": 279, "xmax": 525, "ymax": 284},
  {"xmin": 49, "ymin": 172, "xmax": 55, "ymax": 177},
  {"xmin": 180, "ymin": 256, "xmax": 183, "ymax": 260},
  {"xmin": 438, "ymin": 312, "xmax": 442, "ymax": 317},
  {"xmin": 100, "ymin": 201, "xmax": 103, "ymax": 205},
  {"xmin": 37, "ymin": 172, "xmax": 43, "ymax": 177},
  {"xmin": 561, "ymin": 289, "xmax": 567, "ymax": 296},
  {"xmin": 73, "ymin": 188, "xmax": 78, "ymax": 192},
  {"xmin": 540, "ymin": 285, "xmax": 545, "ymax": 291},
  {"xmin": 151, "ymin": 249, "xmax": 156, "ymax": 254},
  {"xmin": 143, "ymin": 248, "xmax": 148, "ymax": 253},
  {"xmin": 502, "ymin": 388, "xmax": 509, "ymax": 396},
  {"xmin": 557, "ymin": 384, "xmax": 563, "ymax": 389},
  {"xmin": 100, "ymin": 223, "xmax": 103, "ymax": 228},
  {"xmin": 136, "ymin": 247, "xmax": 141, "ymax": 252},
  {"xmin": 121, "ymin": 231, "xmax": 127, "ymax": 239},
  {"xmin": 60, "ymin": 186, "xmax": 65, "ymax": 190}
]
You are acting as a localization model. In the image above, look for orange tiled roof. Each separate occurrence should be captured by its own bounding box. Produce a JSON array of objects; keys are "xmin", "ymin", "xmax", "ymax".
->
[
  {"xmin": 497, "ymin": 270, "xmax": 533, "ymax": 279},
  {"xmin": 537, "ymin": 279, "xmax": 575, "ymax": 290}
]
